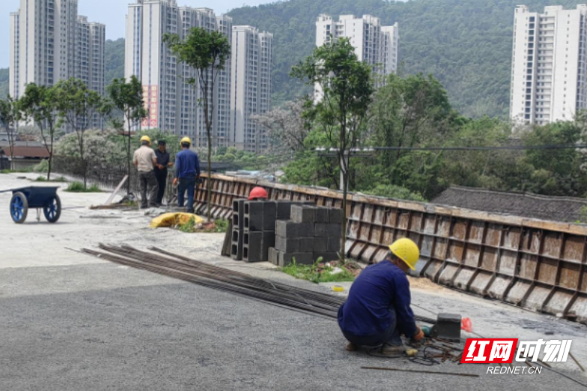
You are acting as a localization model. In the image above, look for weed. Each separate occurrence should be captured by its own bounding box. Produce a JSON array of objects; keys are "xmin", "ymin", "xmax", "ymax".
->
[
  {"xmin": 64, "ymin": 182, "xmax": 101, "ymax": 192},
  {"xmin": 35, "ymin": 175, "xmax": 67, "ymax": 182},
  {"xmin": 178, "ymin": 216, "xmax": 196, "ymax": 233},
  {"xmin": 214, "ymin": 219, "xmax": 229, "ymax": 233},
  {"xmin": 282, "ymin": 258, "xmax": 355, "ymax": 284}
]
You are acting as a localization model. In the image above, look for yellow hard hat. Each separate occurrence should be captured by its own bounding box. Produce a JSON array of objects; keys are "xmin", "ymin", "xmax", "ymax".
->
[
  {"xmin": 180, "ymin": 137, "xmax": 192, "ymax": 146},
  {"xmin": 140, "ymin": 135, "xmax": 151, "ymax": 144},
  {"xmin": 389, "ymin": 238, "xmax": 420, "ymax": 270}
]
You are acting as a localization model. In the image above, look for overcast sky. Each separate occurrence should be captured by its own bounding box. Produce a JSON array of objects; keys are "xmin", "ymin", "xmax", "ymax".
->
[{"xmin": 1, "ymin": 0, "xmax": 275, "ymax": 68}]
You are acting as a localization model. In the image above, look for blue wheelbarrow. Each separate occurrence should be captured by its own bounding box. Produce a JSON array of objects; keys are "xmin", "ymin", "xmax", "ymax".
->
[{"xmin": 1, "ymin": 186, "xmax": 61, "ymax": 224}]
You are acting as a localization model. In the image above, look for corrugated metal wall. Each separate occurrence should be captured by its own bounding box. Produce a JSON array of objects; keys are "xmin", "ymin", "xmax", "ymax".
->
[{"xmin": 195, "ymin": 174, "xmax": 587, "ymax": 325}]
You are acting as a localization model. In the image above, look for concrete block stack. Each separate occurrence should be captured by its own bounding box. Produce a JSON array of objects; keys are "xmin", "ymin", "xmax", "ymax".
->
[
  {"xmin": 268, "ymin": 205, "xmax": 343, "ymax": 267},
  {"xmin": 243, "ymin": 201, "xmax": 276, "ymax": 263},
  {"xmin": 231, "ymin": 199, "xmax": 245, "ymax": 260},
  {"xmin": 231, "ymin": 199, "xmax": 319, "ymax": 263}
]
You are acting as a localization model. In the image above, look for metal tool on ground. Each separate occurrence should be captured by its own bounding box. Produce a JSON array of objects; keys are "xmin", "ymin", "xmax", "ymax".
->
[
  {"xmin": 1, "ymin": 186, "xmax": 61, "ymax": 224},
  {"xmin": 360, "ymin": 366, "xmax": 479, "ymax": 378}
]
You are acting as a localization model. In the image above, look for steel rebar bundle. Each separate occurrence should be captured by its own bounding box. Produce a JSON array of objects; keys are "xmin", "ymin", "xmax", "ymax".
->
[{"xmin": 81, "ymin": 244, "xmax": 437, "ymax": 324}]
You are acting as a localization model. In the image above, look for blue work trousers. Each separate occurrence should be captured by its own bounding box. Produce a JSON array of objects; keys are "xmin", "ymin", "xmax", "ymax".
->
[{"xmin": 178, "ymin": 177, "xmax": 197, "ymax": 213}]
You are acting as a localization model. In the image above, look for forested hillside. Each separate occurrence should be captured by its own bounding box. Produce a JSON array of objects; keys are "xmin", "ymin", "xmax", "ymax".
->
[
  {"xmin": 2, "ymin": 0, "xmax": 586, "ymax": 118},
  {"xmin": 228, "ymin": 0, "xmax": 585, "ymax": 118}
]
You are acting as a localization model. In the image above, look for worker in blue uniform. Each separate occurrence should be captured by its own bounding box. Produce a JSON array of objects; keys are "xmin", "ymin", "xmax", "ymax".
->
[
  {"xmin": 173, "ymin": 137, "xmax": 200, "ymax": 214},
  {"xmin": 338, "ymin": 238, "xmax": 425, "ymax": 356}
]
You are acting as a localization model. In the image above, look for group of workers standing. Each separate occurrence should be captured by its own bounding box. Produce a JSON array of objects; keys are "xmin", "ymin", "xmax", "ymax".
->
[{"xmin": 132, "ymin": 135, "xmax": 201, "ymax": 212}]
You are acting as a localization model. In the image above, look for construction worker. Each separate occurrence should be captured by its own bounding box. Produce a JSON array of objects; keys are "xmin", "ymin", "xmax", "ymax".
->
[
  {"xmin": 248, "ymin": 186, "xmax": 268, "ymax": 201},
  {"xmin": 133, "ymin": 135, "xmax": 159, "ymax": 209},
  {"xmin": 173, "ymin": 137, "xmax": 200, "ymax": 213},
  {"xmin": 338, "ymin": 238, "xmax": 425, "ymax": 356},
  {"xmin": 154, "ymin": 140, "xmax": 173, "ymax": 205}
]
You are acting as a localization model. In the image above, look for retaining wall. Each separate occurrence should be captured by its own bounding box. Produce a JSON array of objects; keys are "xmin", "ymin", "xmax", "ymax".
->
[{"xmin": 195, "ymin": 173, "xmax": 587, "ymax": 325}]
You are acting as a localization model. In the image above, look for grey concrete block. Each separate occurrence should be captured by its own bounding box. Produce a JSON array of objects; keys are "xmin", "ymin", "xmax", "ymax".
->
[
  {"xmin": 329, "ymin": 208, "xmax": 344, "ymax": 224},
  {"xmin": 299, "ymin": 237, "xmax": 315, "ymax": 251},
  {"xmin": 232, "ymin": 199, "xmax": 245, "ymax": 230},
  {"xmin": 244, "ymin": 214, "xmax": 263, "ymax": 232},
  {"xmin": 314, "ymin": 252, "xmax": 339, "ymax": 262},
  {"xmin": 268, "ymin": 247, "xmax": 279, "ymax": 265},
  {"xmin": 275, "ymin": 221, "xmax": 313, "ymax": 238},
  {"xmin": 261, "ymin": 231, "xmax": 275, "ymax": 262},
  {"xmin": 244, "ymin": 201, "xmax": 264, "ymax": 216},
  {"xmin": 278, "ymin": 252, "xmax": 313, "ymax": 267},
  {"xmin": 314, "ymin": 223, "xmax": 342, "ymax": 238},
  {"xmin": 291, "ymin": 205, "xmax": 315, "ymax": 223},
  {"xmin": 232, "ymin": 199, "xmax": 245, "ymax": 213},
  {"xmin": 276, "ymin": 201, "xmax": 315, "ymax": 220},
  {"xmin": 314, "ymin": 207, "xmax": 329, "ymax": 223},
  {"xmin": 275, "ymin": 235, "xmax": 299, "ymax": 253},
  {"xmin": 327, "ymin": 236, "xmax": 342, "ymax": 252},
  {"xmin": 231, "ymin": 229, "xmax": 243, "ymax": 260},
  {"xmin": 244, "ymin": 232, "xmax": 263, "ymax": 263},
  {"xmin": 313, "ymin": 237, "xmax": 328, "ymax": 252},
  {"xmin": 262, "ymin": 201, "xmax": 277, "ymax": 231}
]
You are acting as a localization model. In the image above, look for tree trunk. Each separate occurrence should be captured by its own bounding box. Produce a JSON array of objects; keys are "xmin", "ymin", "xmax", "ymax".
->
[
  {"xmin": 126, "ymin": 132, "xmax": 131, "ymax": 195},
  {"xmin": 47, "ymin": 153, "xmax": 52, "ymax": 181},
  {"xmin": 207, "ymin": 131, "xmax": 212, "ymax": 222},
  {"xmin": 341, "ymin": 167, "xmax": 348, "ymax": 264}
]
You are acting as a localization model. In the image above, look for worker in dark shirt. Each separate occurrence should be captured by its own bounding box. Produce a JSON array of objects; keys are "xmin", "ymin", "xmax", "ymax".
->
[
  {"xmin": 338, "ymin": 238, "xmax": 425, "ymax": 356},
  {"xmin": 154, "ymin": 140, "xmax": 172, "ymax": 205},
  {"xmin": 173, "ymin": 137, "xmax": 200, "ymax": 213}
]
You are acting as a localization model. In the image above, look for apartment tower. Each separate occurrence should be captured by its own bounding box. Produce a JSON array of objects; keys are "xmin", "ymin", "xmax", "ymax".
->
[
  {"xmin": 10, "ymin": 0, "xmax": 105, "ymax": 100},
  {"xmin": 510, "ymin": 5, "xmax": 587, "ymax": 125}
]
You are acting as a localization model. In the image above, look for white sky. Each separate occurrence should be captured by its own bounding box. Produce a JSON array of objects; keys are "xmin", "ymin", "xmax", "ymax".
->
[{"xmin": 1, "ymin": 0, "xmax": 275, "ymax": 68}]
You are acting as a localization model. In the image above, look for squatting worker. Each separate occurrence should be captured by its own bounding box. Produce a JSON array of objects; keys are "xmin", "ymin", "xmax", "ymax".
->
[
  {"xmin": 133, "ymin": 135, "xmax": 159, "ymax": 209},
  {"xmin": 338, "ymin": 238, "xmax": 425, "ymax": 356},
  {"xmin": 173, "ymin": 137, "xmax": 201, "ymax": 214},
  {"xmin": 154, "ymin": 140, "xmax": 173, "ymax": 205}
]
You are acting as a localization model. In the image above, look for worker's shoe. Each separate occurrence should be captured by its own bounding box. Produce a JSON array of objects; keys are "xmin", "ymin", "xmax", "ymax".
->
[
  {"xmin": 380, "ymin": 343, "xmax": 405, "ymax": 357},
  {"xmin": 345, "ymin": 342, "xmax": 358, "ymax": 352}
]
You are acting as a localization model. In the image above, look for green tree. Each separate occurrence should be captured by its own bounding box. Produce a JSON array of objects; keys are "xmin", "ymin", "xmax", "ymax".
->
[
  {"xmin": 164, "ymin": 28, "xmax": 231, "ymax": 221},
  {"xmin": 54, "ymin": 78, "xmax": 110, "ymax": 188},
  {"xmin": 18, "ymin": 84, "xmax": 60, "ymax": 180},
  {"xmin": 291, "ymin": 37, "xmax": 373, "ymax": 262},
  {"xmin": 0, "ymin": 96, "xmax": 19, "ymax": 170},
  {"xmin": 107, "ymin": 76, "xmax": 148, "ymax": 194}
]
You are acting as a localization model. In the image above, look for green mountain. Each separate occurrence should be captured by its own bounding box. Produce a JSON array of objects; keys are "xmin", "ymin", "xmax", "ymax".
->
[
  {"xmin": 2, "ymin": 0, "xmax": 585, "ymax": 118},
  {"xmin": 228, "ymin": 0, "xmax": 585, "ymax": 118}
]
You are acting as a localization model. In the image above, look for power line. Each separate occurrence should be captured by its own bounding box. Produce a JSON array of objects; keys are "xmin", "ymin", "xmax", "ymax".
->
[{"xmin": 373, "ymin": 144, "xmax": 587, "ymax": 151}]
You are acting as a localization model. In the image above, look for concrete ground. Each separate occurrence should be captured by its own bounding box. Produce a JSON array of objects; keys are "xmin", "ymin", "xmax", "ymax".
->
[{"xmin": 1, "ymin": 172, "xmax": 586, "ymax": 390}]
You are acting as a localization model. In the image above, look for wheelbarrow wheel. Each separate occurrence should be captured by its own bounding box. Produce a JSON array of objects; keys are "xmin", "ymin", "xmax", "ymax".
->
[
  {"xmin": 43, "ymin": 195, "xmax": 61, "ymax": 223},
  {"xmin": 10, "ymin": 192, "xmax": 28, "ymax": 224}
]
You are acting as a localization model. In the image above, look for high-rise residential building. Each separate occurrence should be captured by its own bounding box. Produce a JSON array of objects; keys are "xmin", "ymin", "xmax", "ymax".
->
[
  {"xmin": 126, "ymin": 0, "xmax": 233, "ymax": 147},
  {"xmin": 9, "ymin": 0, "xmax": 105, "ymax": 105},
  {"xmin": 315, "ymin": 14, "xmax": 399, "ymax": 78},
  {"xmin": 510, "ymin": 5, "xmax": 587, "ymax": 125},
  {"xmin": 230, "ymin": 26, "xmax": 273, "ymax": 152}
]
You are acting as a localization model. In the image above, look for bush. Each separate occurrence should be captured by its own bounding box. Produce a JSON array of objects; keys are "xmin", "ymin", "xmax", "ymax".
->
[
  {"xmin": 33, "ymin": 160, "xmax": 49, "ymax": 173},
  {"xmin": 65, "ymin": 182, "xmax": 101, "ymax": 192},
  {"xmin": 363, "ymin": 184, "xmax": 426, "ymax": 202}
]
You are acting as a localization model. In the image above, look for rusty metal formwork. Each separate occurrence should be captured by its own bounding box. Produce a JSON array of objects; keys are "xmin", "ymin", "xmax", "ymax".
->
[{"xmin": 194, "ymin": 174, "xmax": 587, "ymax": 324}]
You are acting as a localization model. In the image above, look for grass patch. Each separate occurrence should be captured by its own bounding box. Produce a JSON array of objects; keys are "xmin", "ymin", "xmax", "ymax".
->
[
  {"xmin": 282, "ymin": 258, "xmax": 356, "ymax": 284},
  {"xmin": 178, "ymin": 216, "xmax": 197, "ymax": 233},
  {"xmin": 64, "ymin": 182, "xmax": 101, "ymax": 192},
  {"xmin": 34, "ymin": 176, "xmax": 68, "ymax": 182}
]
